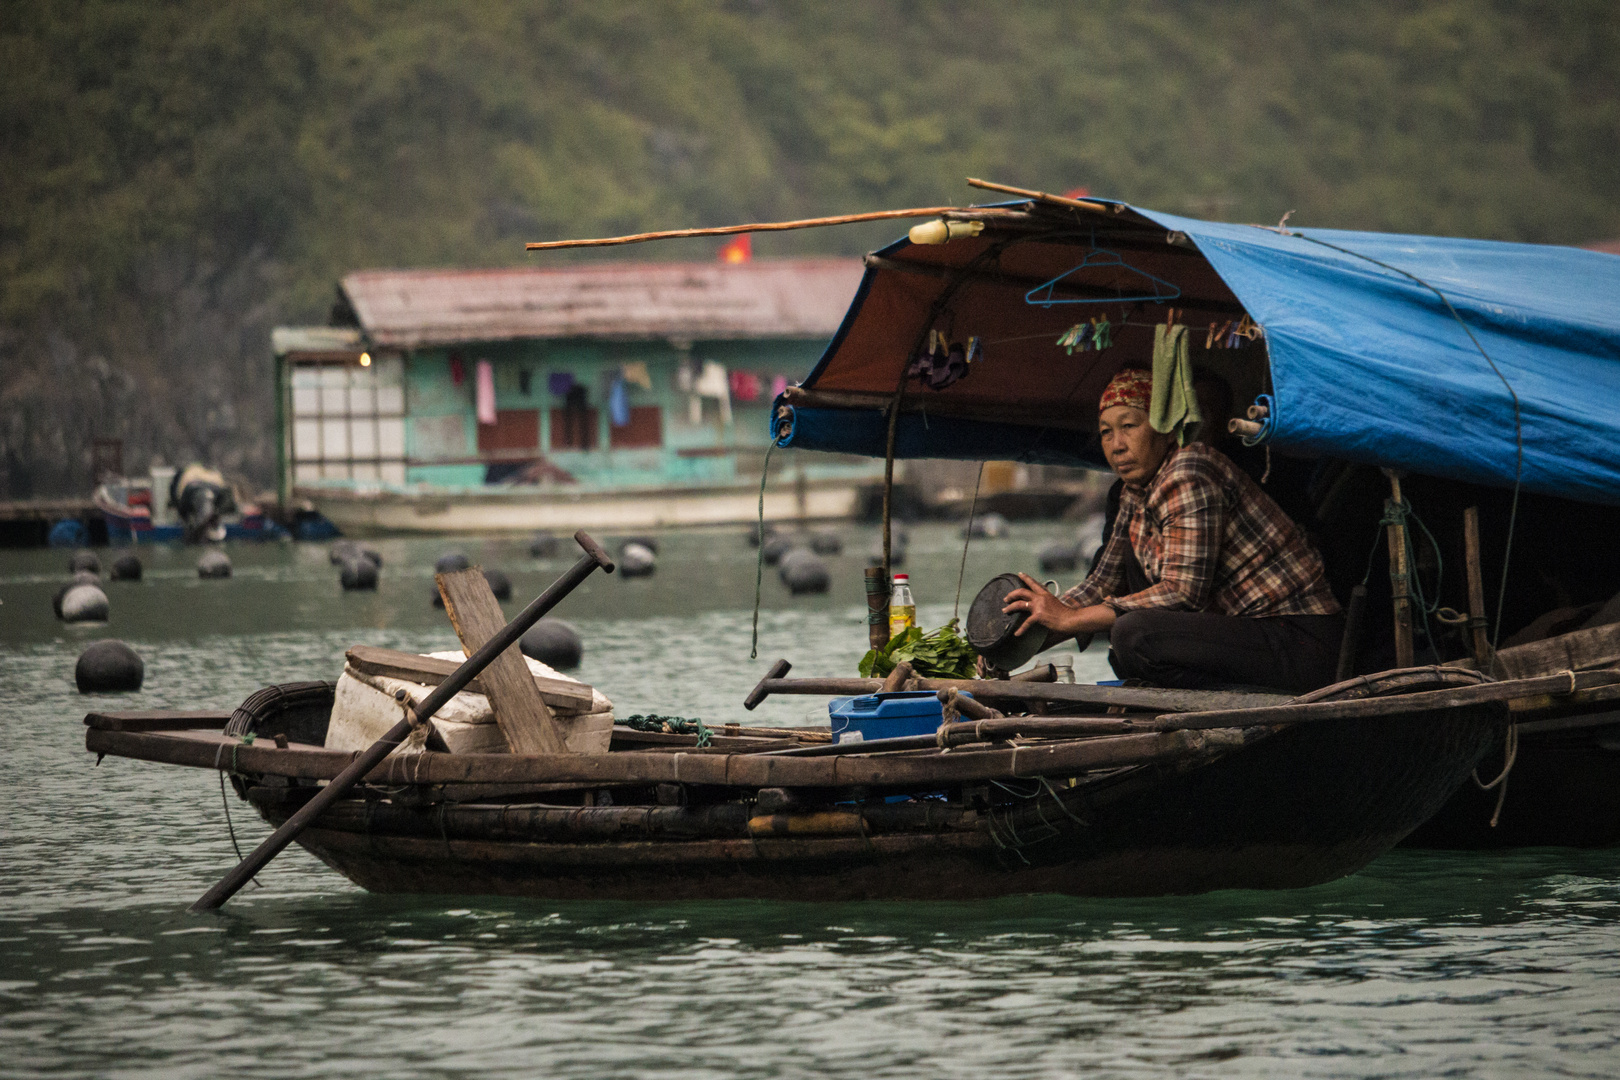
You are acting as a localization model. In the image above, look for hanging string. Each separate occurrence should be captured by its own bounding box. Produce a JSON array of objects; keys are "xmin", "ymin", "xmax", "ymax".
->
[
  {"xmin": 953, "ymin": 462, "xmax": 986, "ymax": 620},
  {"xmin": 1287, "ymin": 231, "xmax": 1523, "ymax": 651},
  {"xmin": 1359, "ymin": 495, "xmax": 1447, "ymax": 663},
  {"xmin": 217, "ymin": 772, "xmax": 262, "ymax": 889},
  {"xmin": 749, "ymin": 441, "xmax": 776, "ymax": 661}
]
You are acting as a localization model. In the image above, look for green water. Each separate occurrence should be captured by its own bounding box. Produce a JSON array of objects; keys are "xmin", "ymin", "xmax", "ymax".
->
[{"xmin": 4, "ymin": 527, "xmax": 1619, "ymax": 1078}]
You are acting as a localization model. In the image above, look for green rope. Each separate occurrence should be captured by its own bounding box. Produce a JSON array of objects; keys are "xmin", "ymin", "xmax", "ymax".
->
[
  {"xmin": 750, "ymin": 441, "xmax": 776, "ymax": 660},
  {"xmin": 623, "ymin": 714, "xmax": 713, "ymax": 748},
  {"xmin": 1361, "ymin": 496, "xmax": 1446, "ymax": 662}
]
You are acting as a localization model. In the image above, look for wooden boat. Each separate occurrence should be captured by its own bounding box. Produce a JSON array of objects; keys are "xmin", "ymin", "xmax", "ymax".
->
[
  {"xmin": 89, "ymin": 660, "xmax": 1607, "ymax": 901},
  {"xmin": 1405, "ymin": 620, "xmax": 1620, "ymax": 849}
]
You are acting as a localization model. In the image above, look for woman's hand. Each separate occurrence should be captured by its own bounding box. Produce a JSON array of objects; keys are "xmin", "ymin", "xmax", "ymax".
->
[{"xmin": 1003, "ymin": 573, "xmax": 1115, "ymax": 638}]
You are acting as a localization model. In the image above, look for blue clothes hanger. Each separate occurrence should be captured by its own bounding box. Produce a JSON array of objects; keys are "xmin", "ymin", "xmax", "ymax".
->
[{"xmin": 1024, "ymin": 235, "xmax": 1182, "ymax": 308}]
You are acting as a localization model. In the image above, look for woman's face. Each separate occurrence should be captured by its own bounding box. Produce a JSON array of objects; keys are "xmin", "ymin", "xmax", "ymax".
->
[{"xmin": 1099, "ymin": 405, "xmax": 1172, "ymax": 487}]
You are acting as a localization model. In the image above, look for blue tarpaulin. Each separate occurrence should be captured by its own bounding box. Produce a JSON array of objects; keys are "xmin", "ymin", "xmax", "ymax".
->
[{"xmin": 776, "ymin": 207, "xmax": 1620, "ymax": 504}]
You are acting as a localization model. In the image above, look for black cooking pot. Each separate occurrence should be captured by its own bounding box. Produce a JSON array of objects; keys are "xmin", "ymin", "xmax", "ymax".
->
[{"xmin": 966, "ymin": 572, "xmax": 1051, "ymax": 671}]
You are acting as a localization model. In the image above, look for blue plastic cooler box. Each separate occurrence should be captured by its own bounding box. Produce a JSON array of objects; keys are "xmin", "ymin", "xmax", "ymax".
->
[{"xmin": 828, "ymin": 690, "xmax": 977, "ymax": 744}]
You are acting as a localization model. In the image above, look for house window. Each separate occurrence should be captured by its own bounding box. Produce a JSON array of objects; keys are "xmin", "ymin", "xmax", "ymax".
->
[
  {"xmin": 609, "ymin": 406, "xmax": 663, "ymax": 449},
  {"xmin": 291, "ymin": 357, "xmax": 406, "ymax": 484},
  {"xmin": 477, "ymin": 410, "xmax": 540, "ymax": 455}
]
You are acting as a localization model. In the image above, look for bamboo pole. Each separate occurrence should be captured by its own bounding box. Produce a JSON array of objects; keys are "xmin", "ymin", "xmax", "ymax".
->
[
  {"xmin": 524, "ymin": 206, "xmax": 971, "ymax": 251},
  {"xmin": 965, "ymin": 178, "xmax": 1110, "ymax": 213},
  {"xmin": 1463, "ymin": 506, "xmax": 1494, "ymax": 673},
  {"xmin": 1384, "ymin": 469, "xmax": 1415, "ymax": 668}
]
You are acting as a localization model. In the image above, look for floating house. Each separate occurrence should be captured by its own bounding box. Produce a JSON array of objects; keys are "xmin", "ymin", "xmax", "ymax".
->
[{"xmin": 272, "ymin": 258, "xmax": 880, "ymax": 533}]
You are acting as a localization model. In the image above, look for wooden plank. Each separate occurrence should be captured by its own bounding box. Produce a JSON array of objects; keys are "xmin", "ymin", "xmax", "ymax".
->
[
  {"xmin": 435, "ymin": 568, "xmax": 567, "ymax": 756},
  {"xmin": 84, "ymin": 711, "xmax": 232, "ymax": 732},
  {"xmin": 1491, "ymin": 619, "xmax": 1620, "ymax": 680},
  {"xmin": 1162, "ymin": 668, "xmax": 1620, "ymax": 729},
  {"xmin": 85, "ymin": 725, "xmax": 1227, "ymax": 789},
  {"xmin": 756, "ymin": 674, "xmax": 1288, "ymax": 713},
  {"xmin": 345, "ymin": 645, "xmax": 593, "ymax": 713}
]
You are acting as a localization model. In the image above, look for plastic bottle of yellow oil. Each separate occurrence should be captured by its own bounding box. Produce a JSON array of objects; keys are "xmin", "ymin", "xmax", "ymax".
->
[{"xmin": 888, "ymin": 573, "xmax": 916, "ymax": 639}]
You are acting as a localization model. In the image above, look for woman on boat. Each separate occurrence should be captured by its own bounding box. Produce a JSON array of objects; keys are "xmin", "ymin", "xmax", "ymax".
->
[{"xmin": 1004, "ymin": 368, "xmax": 1344, "ymax": 694}]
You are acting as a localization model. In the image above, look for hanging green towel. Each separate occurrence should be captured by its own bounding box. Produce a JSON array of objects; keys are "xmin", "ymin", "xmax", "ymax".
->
[{"xmin": 1151, "ymin": 324, "xmax": 1202, "ymax": 446}]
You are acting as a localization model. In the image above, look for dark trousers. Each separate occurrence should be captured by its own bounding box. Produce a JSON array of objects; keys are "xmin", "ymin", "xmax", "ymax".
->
[{"xmin": 1109, "ymin": 609, "xmax": 1345, "ymax": 695}]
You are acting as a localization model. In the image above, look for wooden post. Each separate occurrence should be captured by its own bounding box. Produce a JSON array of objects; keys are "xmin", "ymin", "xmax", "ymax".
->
[
  {"xmin": 1383, "ymin": 469, "xmax": 1414, "ymax": 668},
  {"xmin": 865, "ymin": 567, "xmax": 891, "ymax": 651},
  {"xmin": 437, "ymin": 567, "xmax": 567, "ymax": 755},
  {"xmin": 1463, "ymin": 506, "xmax": 1494, "ymax": 673}
]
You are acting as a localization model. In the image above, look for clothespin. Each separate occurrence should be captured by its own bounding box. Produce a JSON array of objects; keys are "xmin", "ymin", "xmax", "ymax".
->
[{"xmin": 1206, "ymin": 322, "xmax": 1218, "ymax": 349}]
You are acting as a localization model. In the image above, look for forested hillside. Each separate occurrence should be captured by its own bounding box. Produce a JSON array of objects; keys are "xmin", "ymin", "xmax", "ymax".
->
[{"xmin": 3, "ymin": 0, "xmax": 1617, "ymax": 496}]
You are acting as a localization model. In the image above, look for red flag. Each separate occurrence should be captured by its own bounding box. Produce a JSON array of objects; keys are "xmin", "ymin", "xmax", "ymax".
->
[
  {"xmin": 717, "ymin": 234, "xmax": 752, "ymax": 263},
  {"xmin": 1062, "ymin": 187, "xmax": 1091, "ymax": 200}
]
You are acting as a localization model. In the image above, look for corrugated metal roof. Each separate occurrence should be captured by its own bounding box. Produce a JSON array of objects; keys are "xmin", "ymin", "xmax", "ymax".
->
[{"xmin": 338, "ymin": 258, "xmax": 866, "ymax": 348}]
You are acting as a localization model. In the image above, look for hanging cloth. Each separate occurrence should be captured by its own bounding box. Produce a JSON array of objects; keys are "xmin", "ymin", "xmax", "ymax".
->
[
  {"xmin": 693, "ymin": 360, "xmax": 733, "ymax": 425},
  {"xmin": 729, "ymin": 369, "xmax": 762, "ymax": 403},
  {"xmin": 608, "ymin": 377, "xmax": 631, "ymax": 427},
  {"xmin": 475, "ymin": 359, "xmax": 497, "ymax": 425},
  {"xmin": 620, "ymin": 361, "xmax": 652, "ymax": 390},
  {"xmin": 1149, "ymin": 324, "xmax": 1201, "ymax": 446},
  {"xmin": 547, "ymin": 372, "xmax": 576, "ymax": 397},
  {"xmin": 770, "ymin": 375, "xmax": 789, "ymax": 401}
]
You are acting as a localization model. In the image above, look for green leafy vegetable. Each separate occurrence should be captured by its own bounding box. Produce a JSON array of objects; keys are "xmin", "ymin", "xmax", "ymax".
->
[{"xmin": 858, "ymin": 619, "xmax": 977, "ymax": 680}]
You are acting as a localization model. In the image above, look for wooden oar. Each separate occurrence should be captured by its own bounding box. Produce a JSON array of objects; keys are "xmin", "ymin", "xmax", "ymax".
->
[{"xmin": 188, "ymin": 530, "xmax": 615, "ymax": 913}]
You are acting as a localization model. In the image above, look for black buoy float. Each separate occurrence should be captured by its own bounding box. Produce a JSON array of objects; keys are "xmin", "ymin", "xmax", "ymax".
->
[
  {"xmin": 810, "ymin": 530, "xmax": 843, "ymax": 555},
  {"xmin": 779, "ymin": 548, "xmax": 830, "ymax": 595},
  {"xmin": 434, "ymin": 551, "xmax": 470, "ymax": 574},
  {"xmin": 197, "ymin": 550, "xmax": 232, "ymax": 578},
  {"xmin": 528, "ymin": 532, "xmax": 560, "ymax": 558},
  {"xmin": 483, "ymin": 568, "xmax": 513, "ymax": 600},
  {"xmin": 1037, "ymin": 540, "xmax": 1080, "ymax": 573},
  {"xmin": 357, "ymin": 546, "xmax": 382, "ymax": 567},
  {"xmin": 339, "ymin": 557, "xmax": 379, "ymax": 590},
  {"xmin": 72, "ymin": 569, "xmax": 100, "ymax": 586},
  {"xmin": 619, "ymin": 542, "xmax": 656, "ymax": 578},
  {"xmin": 520, "ymin": 618, "xmax": 584, "ymax": 670},
  {"xmin": 75, "ymin": 639, "xmax": 144, "ymax": 693},
  {"xmin": 761, "ymin": 533, "xmax": 797, "ymax": 566},
  {"xmin": 69, "ymin": 551, "xmax": 101, "ymax": 576},
  {"xmin": 110, "ymin": 553, "xmax": 143, "ymax": 581},
  {"xmin": 59, "ymin": 583, "xmax": 110, "ymax": 623},
  {"xmin": 618, "ymin": 535, "xmax": 660, "ymax": 555},
  {"xmin": 430, "ymin": 585, "xmax": 445, "ymax": 608}
]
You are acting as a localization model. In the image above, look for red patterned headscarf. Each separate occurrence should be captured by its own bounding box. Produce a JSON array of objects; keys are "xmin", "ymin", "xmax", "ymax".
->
[{"xmin": 1099, "ymin": 368, "xmax": 1153, "ymax": 413}]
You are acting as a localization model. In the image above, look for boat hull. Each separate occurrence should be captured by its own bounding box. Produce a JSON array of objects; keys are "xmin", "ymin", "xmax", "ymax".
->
[
  {"xmin": 1402, "ymin": 717, "xmax": 1620, "ymax": 848},
  {"xmin": 258, "ymin": 706, "xmax": 1504, "ymax": 900},
  {"xmin": 301, "ymin": 476, "xmax": 867, "ymax": 535}
]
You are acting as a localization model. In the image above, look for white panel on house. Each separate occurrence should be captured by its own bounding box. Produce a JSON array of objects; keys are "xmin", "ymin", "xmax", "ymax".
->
[
  {"xmin": 320, "ymin": 418, "xmax": 349, "ymax": 458},
  {"xmin": 381, "ymin": 461, "xmax": 407, "ymax": 484},
  {"xmin": 376, "ymin": 385, "xmax": 405, "ymax": 415},
  {"xmin": 293, "ymin": 420, "xmax": 321, "ymax": 461},
  {"xmin": 351, "ymin": 462, "xmax": 380, "ymax": 482},
  {"xmin": 295, "ymin": 463, "xmax": 323, "ymax": 484},
  {"xmin": 292, "ymin": 387, "xmax": 320, "ymax": 416},
  {"xmin": 350, "ymin": 421, "xmax": 378, "ymax": 458},
  {"xmin": 347, "ymin": 383, "xmax": 376, "ymax": 415},
  {"xmin": 377, "ymin": 418, "xmax": 406, "ymax": 457},
  {"xmin": 321, "ymin": 462, "xmax": 350, "ymax": 480}
]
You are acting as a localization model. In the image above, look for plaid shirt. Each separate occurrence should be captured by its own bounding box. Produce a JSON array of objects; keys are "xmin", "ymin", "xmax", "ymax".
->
[{"xmin": 1065, "ymin": 443, "xmax": 1340, "ymax": 617}]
